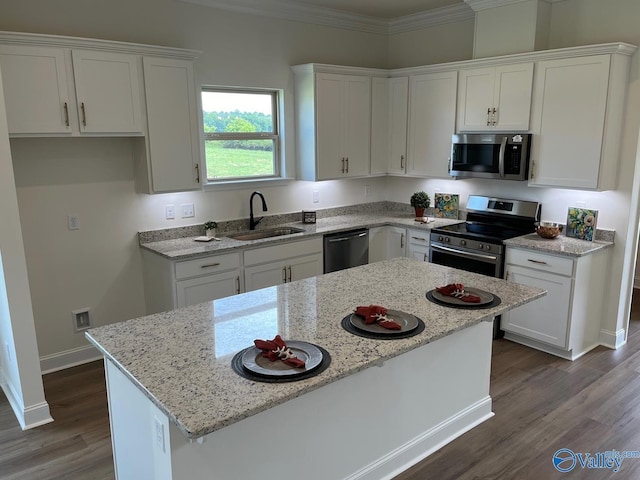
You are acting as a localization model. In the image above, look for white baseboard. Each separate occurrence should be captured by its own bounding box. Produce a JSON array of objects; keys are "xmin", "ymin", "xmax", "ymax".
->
[
  {"xmin": 0, "ymin": 368, "xmax": 53, "ymax": 430},
  {"xmin": 599, "ymin": 328, "xmax": 626, "ymax": 349},
  {"xmin": 345, "ymin": 397, "xmax": 494, "ymax": 480},
  {"xmin": 40, "ymin": 344, "xmax": 102, "ymax": 374}
]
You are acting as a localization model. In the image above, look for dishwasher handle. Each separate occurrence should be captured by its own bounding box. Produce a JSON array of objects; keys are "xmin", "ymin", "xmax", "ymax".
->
[{"xmin": 326, "ymin": 231, "xmax": 368, "ymax": 243}]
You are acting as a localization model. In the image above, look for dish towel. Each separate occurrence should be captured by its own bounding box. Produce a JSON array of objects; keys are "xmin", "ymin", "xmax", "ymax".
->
[
  {"xmin": 253, "ymin": 335, "xmax": 306, "ymax": 368},
  {"xmin": 354, "ymin": 305, "xmax": 402, "ymax": 330},
  {"xmin": 435, "ymin": 283, "xmax": 481, "ymax": 303}
]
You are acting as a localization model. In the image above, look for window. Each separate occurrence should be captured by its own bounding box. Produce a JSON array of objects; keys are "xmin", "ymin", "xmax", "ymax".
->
[{"xmin": 201, "ymin": 88, "xmax": 280, "ymax": 182}]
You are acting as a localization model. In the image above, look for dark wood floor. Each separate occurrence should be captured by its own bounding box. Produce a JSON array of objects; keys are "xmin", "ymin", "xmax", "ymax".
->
[{"xmin": 2, "ymin": 297, "xmax": 640, "ymax": 479}]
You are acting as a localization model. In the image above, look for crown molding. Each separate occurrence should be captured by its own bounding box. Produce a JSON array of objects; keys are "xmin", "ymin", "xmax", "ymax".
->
[
  {"xmin": 177, "ymin": 0, "xmax": 474, "ymax": 35},
  {"xmin": 389, "ymin": 4, "xmax": 475, "ymax": 35},
  {"xmin": 464, "ymin": 0, "xmax": 559, "ymax": 12}
]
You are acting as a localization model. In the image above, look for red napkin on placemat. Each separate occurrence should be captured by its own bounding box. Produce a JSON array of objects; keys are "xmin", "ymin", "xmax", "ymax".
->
[
  {"xmin": 253, "ymin": 335, "xmax": 305, "ymax": 368},
  {"xmin": 354, "ymin": 305, "xmax": 402, "ymax": 330},
  {"xmin": 435, "ymin": 283, "xmax": 481, "ymax": 303}
]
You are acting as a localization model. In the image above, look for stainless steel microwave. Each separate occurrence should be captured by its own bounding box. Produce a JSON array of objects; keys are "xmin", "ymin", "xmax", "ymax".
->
[{"xmin": 450, "ymin": 133, "xmax": 532, "ymax": 180}]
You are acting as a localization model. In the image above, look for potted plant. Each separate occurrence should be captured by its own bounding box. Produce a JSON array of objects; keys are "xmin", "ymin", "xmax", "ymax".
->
[
  {"xmin": 410, "ymin": 191, "xmax": 431, "ymax": 218},
  {"xmin": 203, "ymin": 221, "xmax": 218, "ymax": 237}
]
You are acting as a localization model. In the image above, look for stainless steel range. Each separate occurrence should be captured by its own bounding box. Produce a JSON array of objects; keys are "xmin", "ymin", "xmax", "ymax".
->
[{"xmin": 429, "ymin": 195, "xmax": 541, "ymax": 279}]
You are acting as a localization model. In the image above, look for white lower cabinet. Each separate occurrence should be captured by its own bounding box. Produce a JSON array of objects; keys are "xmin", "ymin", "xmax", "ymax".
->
[
  {"xmin": 406, "ymin": 229, "xmax": 430, "ymax": 262},
  {"xmin": 368, "ymin": 226, "xmax": 406, "ymax": 263},
  {"xmin": 503, "ymin": 246, "xmax": 608, "ymax": 360},
  {"xmin": 142, "ymin": 250, "xmax": 242, "ymax": 314},
  {"xmin": 244, "ymin": 238, "xmax": 323, "ymax": 292}
]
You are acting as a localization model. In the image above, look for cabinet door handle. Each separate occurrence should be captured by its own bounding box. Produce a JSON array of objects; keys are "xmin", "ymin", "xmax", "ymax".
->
[
  {"xmin": 487, "ymin": 107, "xmax": 491, "ymax": 126},
  {"xmin": 527, "ymin": 259, "xmax": 549, "ymax": 265},
  {"xmin": 492, "ymin": 107, "xmax": 497, "ymax": 126},
  {"xmin": 81, "ymin": 102, "xmax": 87, "ymax": 127},
  {"xmin": 200, "ymin": 262, "xmax": 221, "ymax": 268},
  {"xmin": 282, "ymin": 267, "xmax": 287, "ymax": 283},
  {"xmin": 400, "ymin": 233, "xmax": 405, "ymax": 249},
  {"xmin": 400, "ymin": 155, "xmax": 405, "ymax": 169},
  {"xmin": 341, "ymin": 157, "xmax": 345, "ymax": 174},
  {"xmin": 195, "ymin": 164, "xmax": 200, "ymax": 183},
  {"xmin": 506, "ymin": 271, "xmax": 509, "ymax": 281},
  {"xmin": 236, "ymin": 276, "xmax": 240, "ymax": 294},
  {"xmin": 530, "ymin": 160, "xmax": 535, "ymax": 180},
  {"xmin": 287, "ymin": 266, "xmax": 292, "ymax": 283},
  {"xmin": 63, "ymin": 102, "xmax": 69, "ymax": 127},
  {"xmin": 346, "ymin": 157, "xmax": 349, "ymax": 174},
  {"xmin": 411, "ymin": 236, "xmax": 427, "ymax": 242},
  {"xmin": 423, "ymin": 253, "xmax": 427, "ymax": 262}
]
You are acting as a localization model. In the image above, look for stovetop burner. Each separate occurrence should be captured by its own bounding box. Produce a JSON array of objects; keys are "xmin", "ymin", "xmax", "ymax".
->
[{"xmin": 431, "ymin": 195, "xmax": 541, "ymax": 244}]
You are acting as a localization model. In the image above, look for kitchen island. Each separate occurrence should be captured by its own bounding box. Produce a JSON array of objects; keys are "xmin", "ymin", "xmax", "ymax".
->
[{"xmin": 86, "ymin": 258, "xmax": 545, "ymax": 480}]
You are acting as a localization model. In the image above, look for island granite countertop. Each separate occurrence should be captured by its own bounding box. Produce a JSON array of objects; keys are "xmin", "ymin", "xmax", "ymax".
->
[{"xmin": 85, "ymin": 258, "xmax": 545, "ymax": 440}]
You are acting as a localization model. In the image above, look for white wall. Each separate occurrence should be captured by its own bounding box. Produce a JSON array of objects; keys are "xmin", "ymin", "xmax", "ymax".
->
[{"xmin": 0, "ymin": 69, "xmax": 52, "ymax": 429}]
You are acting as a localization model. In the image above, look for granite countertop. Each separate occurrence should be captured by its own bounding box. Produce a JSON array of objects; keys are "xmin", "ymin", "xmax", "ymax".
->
[
  {"xmin": 139, "ymin": 213, "xmax": 461, "ymax": 260},
  {"xmin": 85, "ymin": 258, "xmax": 545, "ymax": 441},
  {"xmin": 504, "ymin": 233, "xmax": 614, "ymax": 257}
]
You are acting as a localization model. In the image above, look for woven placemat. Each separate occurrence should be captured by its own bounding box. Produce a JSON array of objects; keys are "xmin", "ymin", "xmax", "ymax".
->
[{"xmin": 231, "ymin": 343, "xmax": 331, "ymax": 383}]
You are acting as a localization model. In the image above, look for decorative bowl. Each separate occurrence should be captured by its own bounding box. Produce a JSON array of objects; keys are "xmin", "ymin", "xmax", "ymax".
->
[{"xmin": 535, "ymin": 222, "xmax": 563, "ymax": 239}]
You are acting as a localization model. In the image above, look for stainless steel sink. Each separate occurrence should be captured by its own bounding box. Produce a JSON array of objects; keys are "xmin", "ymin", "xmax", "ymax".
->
[{"xmin": 227, "ymin": 226, "xmax": 306, "ymax": 241}]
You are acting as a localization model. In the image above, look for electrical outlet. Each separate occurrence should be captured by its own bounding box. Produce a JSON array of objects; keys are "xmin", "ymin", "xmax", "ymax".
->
[
  {"xmin": 364, "ymin": 185, "xmax": 372, "ymax": 196},
  {"xmin": 181, "ymin": 203, "xmax": 195, "ymax": 218},
  {"xmin": 312, "ymin": 191, "xmax": 320, "ymax": 203},
  {"xmin": 67, "ymin": 215, "xmax": 80, "ymax": 230},
  {"xmin": 155, "ymin": 417, "xmax": 165, "ymax": 452},
  {"xmin": 165, "ymin": 205, "xmax": 175, "ymax": 220},
  {"xmin": 72, "ymin": 308, "xmax": 92, "ymax": 332}
]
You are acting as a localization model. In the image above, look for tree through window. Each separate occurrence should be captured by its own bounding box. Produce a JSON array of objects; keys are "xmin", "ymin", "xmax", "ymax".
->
[{"xmin": 201, "ymin": 88, "xmax": 280, "ymax": 181}]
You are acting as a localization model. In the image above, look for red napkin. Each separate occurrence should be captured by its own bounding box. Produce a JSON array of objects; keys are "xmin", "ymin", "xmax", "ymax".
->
[
  {"xmin": 354, "ymin": 305, "xmax": 402, "ymax": 330},
  {"xmin": 253, "ymin": 335, "xmax": 305, "ymax": 368},
  {"xmin": 435, "ymin": 283, "xmax": 481, "ymax": 303}
]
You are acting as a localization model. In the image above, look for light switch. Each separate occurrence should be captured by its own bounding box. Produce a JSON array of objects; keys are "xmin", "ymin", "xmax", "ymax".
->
[{"xmin": 165, "ymin": 205, "xmax": 175, "ymax": 220}]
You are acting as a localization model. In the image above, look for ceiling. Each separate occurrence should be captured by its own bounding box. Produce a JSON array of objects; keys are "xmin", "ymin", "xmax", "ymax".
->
[{"xmin": 291, "ymin": 0, "xmax": 464, "ymax": 19}]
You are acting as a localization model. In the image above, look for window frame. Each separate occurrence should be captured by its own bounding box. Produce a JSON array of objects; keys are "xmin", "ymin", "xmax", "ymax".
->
[{"xmin": 201, "ymin": 86, "xmax": 282, "ymax": 185}]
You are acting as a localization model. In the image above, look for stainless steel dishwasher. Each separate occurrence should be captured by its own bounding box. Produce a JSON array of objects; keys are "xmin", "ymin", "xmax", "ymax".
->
[{"xmin": 323, "ymin": 228, "xmax": 369, "ymax": 273}]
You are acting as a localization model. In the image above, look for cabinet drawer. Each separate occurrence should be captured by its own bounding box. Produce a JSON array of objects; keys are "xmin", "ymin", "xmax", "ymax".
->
[
  {"xmin": 244, "ymin": 237, "xmax": 322, "ymax": 266},
  {"xmin": 506, "ymin": 248, "xmax": 574, "ymax": 276},
  {"xmin": 407, "ymin": 230, "xmax": 430, "ymax": 247},
  {"xmin": 175, "ymin": 252, "xmax": 240, "ymax": 280}
]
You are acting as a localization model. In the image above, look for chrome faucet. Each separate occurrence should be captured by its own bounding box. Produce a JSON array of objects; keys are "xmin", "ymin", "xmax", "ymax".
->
[{"xmin": 249, "ymin": 191, "xmax": 268, "ymax": 230}]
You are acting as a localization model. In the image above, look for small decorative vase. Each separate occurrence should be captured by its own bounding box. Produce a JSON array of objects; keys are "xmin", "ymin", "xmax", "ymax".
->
[
  {"xmin": 414, "ymin": 207, "xmax": 425, "ymax": 218},
  {"xmin": 206, "ymin": 228, "xmax": 216, "ymax": 237}
]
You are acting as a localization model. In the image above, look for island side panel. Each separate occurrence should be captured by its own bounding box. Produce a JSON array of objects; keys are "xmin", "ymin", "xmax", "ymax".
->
[
  {"xmin": 167, "ymin": 321, "xmax": 494, "ymax": 480},
  {"xmin": 105, "ymin": 359, "xmax": 172, "ymax": 480}
]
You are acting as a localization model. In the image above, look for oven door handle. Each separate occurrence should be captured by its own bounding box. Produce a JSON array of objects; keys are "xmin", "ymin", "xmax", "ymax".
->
[
  {"xmin": 498, "ymin": 136, "xmax": 507, "ymax": 178},
  {"xmin": 431, "ymin": 244, "xmax": 499, "ymax": 263}
]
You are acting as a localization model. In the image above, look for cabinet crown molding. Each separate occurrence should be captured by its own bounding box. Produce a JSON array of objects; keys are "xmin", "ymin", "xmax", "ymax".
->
[
  {"xmin": 0, "ymin": 31, "xmax": 201, "ymax": 59},
  {"xmin": 464, "ymin": 0, "xmax": 559, "ymax": 12}
]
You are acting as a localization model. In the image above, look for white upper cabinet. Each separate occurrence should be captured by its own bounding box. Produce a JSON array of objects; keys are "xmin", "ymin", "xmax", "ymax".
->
[
  {"xmin": 293, "ymin": 65, "xmax": 372, "ymax": 181},
  {"xmin": 0, "ymin": 45, "xmax": 73, "ymax": 134},
  {"xmin": 387, "ymin": 77, "xmax": 409, "ymax": 175},
  {"xmin": 0, "ymin": 44, "xmax": 144, "ymax": 136},
  {"xmin": 370, "ymin": 77, "xmax": 389, "ymax": 176},
  {"xmin": 407, "ymin": 71, "xmax": 457, "ymax": 178},
  {"xmin": 71, "ymin": 50, "xmax": 143, "ymax": 134},
  {"xmin": 528, "ymin": 53, "xmax": 631, "ymax": 190},
  {"xmin": 457, "ymin": 63, "xmax": 533, "ymax": 132},
  {"xmin": 137, "ymin": 57, "xmax": 200, "ymax": 193},
  {"xmin": 370, "ymin": 76, "xmax": 409, "ymax": 176}
]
